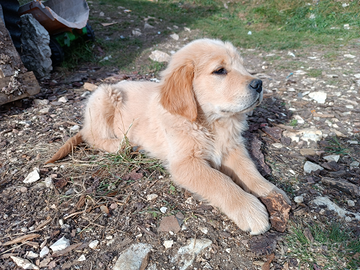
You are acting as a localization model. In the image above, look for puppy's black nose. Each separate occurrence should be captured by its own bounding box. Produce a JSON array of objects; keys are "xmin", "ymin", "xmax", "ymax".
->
[{"xmin": 249, "ymin": 79, "xmax": 262, "ymax": 93}]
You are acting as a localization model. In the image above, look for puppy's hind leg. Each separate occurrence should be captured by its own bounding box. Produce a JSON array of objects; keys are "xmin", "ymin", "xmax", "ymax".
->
[{"xmin": 81, "ymin": 84, "xmax": 125, "ymax": 153}]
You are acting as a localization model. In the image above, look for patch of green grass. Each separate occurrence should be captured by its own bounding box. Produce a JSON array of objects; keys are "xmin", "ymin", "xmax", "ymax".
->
[
  {"xmin": 325, "ymin": 136, "xmax": 349, "ymax": 155},
  {"xmin": 289, "ymin": 119, "xmax": 298, "ymax": 127},
  {"xmin": 307, "ymin": 68, "xmax": 322, "ymax": 78},
  {"xmin": 286, "ymin": 221, "xmax": 360, "ymax": 269}
]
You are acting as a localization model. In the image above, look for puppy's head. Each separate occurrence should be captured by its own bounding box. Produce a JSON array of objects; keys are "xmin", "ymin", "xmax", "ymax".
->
[{"xmin": 160, "ymin": 39, "xmax": 262, "ymax": 122}]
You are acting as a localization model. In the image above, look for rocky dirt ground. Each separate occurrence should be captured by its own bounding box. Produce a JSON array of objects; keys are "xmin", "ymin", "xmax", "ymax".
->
[{"xmin": 1, "ymin": 2, "xmax": 360, "ymax": 270}]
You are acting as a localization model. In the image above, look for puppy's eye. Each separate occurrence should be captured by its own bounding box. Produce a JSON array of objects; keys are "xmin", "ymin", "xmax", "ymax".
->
[{"xmin": 213, "ymin": 68, "xmax": 227, "ymax": 75}]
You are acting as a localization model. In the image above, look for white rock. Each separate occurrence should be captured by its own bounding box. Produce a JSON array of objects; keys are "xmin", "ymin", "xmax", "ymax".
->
[
  {"xmin": 160, "ymin": 206, "xmax": 168, "ymax": 213},
  {"xmin": 350, "ymin": 161, "xmax": 359, "ymax": 168},
  {"xmin": 77, "ymin": 254, "xmax": 86, "ymax": 261},
  {"xmin": 132, "ymin": 29, "xmax": 142, "ymax": 36},
  {"xmin": 58, "ymin": 96, "xmax": 68, "ymax": 103},
  {"xmin": 39, "ymin": 107, "xmax": 50, "ymax": 114},
  {"xmin": 144, "ymin": 23, "xmax": 154, "ymax": 29},
  {"xmin": 26, "ymin": 251, "xmax": 38, "ymax": 259},
  {"xmin": 199, "ymin": 226, "xmax": 208, "ymax": 234},
  {"xmin": 113, "ymin": 243, "xmax": 152, "ymax": 270},
  {"xmin": 323, "ymin": 155, "xmax": 340, "ymax": 162},
  {"xmin": 348, "ymin": 140, "xmax": 358, "ymax": 145},
  {"xmin": 344, "ymin": 54, "xmax": 356, "ymax": 59},
  {"xmin": 163, "ymin": 240, "xmax": 174, "ymax": 249},
  {"xmin": 309, "ymin": 91, "xmax": 327, "ymax": 103},
  {"xmin": 89, "ymin": 240, "xmax": 99, "ymax": 249},
  {"xmin": 10, "ymin": 256, "xmax": 39, "ymax": 270},
  {"xmin": 294, "ymin": 195, "xmax": 304, "ymax": 204},
  {"xmin": 146, "ymin": 194, "xmax": 158, "ymax": 201},
  {"xmin": 300, "ymin": 128, "xmax": 323, "ymax": 143},
  {"xmin": 149, "ymin": 50, "xmax": 171, "ymax": 62},
  {"xmin": 23, "ymin": 168, "xmax": 40, "ymax": 183},
  {"xmin": 247, "ymin": 31, "xmax": 252, "ymax": 35},
  {"xmin": 347, "ymin": 200, "xmax": 355, "ymax": 207},
  {"xmin": 312, "ymin": 196, "xmax": 360, "ymax": 220},
  {"xmin": 171, "ymin": 238, "xmax": 212, "ymax": 270},
  {"xmin": 354, "ymin": 73, "xmax": 360, "ymax": 79},
  {"xmin": 272, "ymin": 143, "xmax": 283, "ymax": 149},
  {"xmin": 40, "ymin": 246, "xmax": 50, "ymax": 258},
  {"xmin": 70, "ymin": 125, "xmax": 80, "ymax": 133},
  {"xmin": 170, "ymin": 33, "xmax": 179, "ymax": 40},
  {"xmin": 50, "ymin": 236, "xmax": 70, "ymax": 252},
  {"xmin": 184, "ymin": 27, "xmax": 191, "ymax": 32},
  {"xmin": 287, "ymin": 51, "xmax": 296, "ymax": 58},
  {"xmin": 304, "ymin": 161, "xmax": 324, "ymax": 174},
  {"xmin": 345, "ymin": 217, "xmax": 352, "ymax": 222},
  {"xmin": 44, "ymin": 177, "xmax": 54, "ymax": 189},
  {"xmin": 294, "ymin": 115, "xmax": 304, "ymax": 124},
  {"xmin": 34, "ymin": 99, "xmax": 49, "ymax": 106},
  {"xmin": 287, "ymin": 87, "xmax": 295, "ymax": 92},
  {"xmin": 343, "ymin": 24, "xmax": 350, "ymax": 30}
]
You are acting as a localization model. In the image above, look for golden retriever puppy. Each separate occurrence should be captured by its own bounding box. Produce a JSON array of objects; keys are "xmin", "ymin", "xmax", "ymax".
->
[{"xmin": 47, "ymin": 39, "xmax": 290, "ymax": 235}]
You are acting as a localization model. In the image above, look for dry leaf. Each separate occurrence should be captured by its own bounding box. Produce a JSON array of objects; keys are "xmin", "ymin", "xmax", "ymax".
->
[
  {"xmin": 83, "ymin": 82, "xmax": 98, "ymax": 91},
  {"xmin": 100, "ymin": 205, "xmax": 110, "ymax": 215},
  {"xmin": 54, "ymin": 178, "xmax": 69, "ymax": 189}
]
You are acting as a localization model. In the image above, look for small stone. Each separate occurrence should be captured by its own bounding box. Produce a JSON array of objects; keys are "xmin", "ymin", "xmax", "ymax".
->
[
  {"xmin": 77, "ymin": 255, "xmax": 86, "ymax": 261},
  {"xmin": 344, "ymin": 54, "xmax": 356, "ymax": 58},
  {"xmin": 294, "ymin": 115, "xmax": 304, "ymax": 124},
  {"xmin": 345, "ymin": 216, "xmax": 352, "ymax": 222},
  {"xmin": 146, "ymin": 194, "xmax": 158, "ymax": 201},
  {"xmin": 39, "ymin": 107, "xmax": 50, "ymax": 114},
  {"xmin": 170, "ymin": 33, "xmax": 179, "ymax": 40},
  {"xmin": 89, "ymin": 240, "xmax": 99, "ymax": 249},
  {"xmin": 163, "ymin": 240, "xmax": 174, "ymax": 249},
  {"xmin": 50, "ymin": 236, "xmax": 70, "ymax": 252},
  {"xmin": 132, "ymin": 29, "xmax": 142, "ymax": 36},
  {"xmin": 58, "ymin": 96, "xmax": 68, "ymax": 103},
  {"xmin": 26, "ymin": 251, "xmax": 38, "ymax": 259},
  {"xmin": 354, "ymin": 73, "xmax": 360, "ymax": 79},
  {"xmin": 272, "ymin": 143, "xmax": 283, "ymax": 149},
  {"xmin": 144, "ymin": 22, "xmax": 154, "ymax": 29},
  {"xmin": 40, "ymin": 246, "xmax": 49, "ymax": 258},
  {"xmin": 160, "ymin": 207, "xmax": 168, "ymax": 213},
  {"xmin": 149, "ymin": 50, "xmax": 171, "ymax": 62},
  {"xmin": 44, "ymin": 177, "xmax": 54, "ymax": 189},
  {"xmin": 350, "ymin": 161, "xmax": 359, "ymax": 168},
  {"xmin": 83, "ymin": 82, "xmax": 97, "ymax": 91},
  {"xmin": 34, "ymin": 99, "xmax": 49, "ymax": 106},
  {"xmin": 171, "ymin": 238, "xmax": 212, "ymax": 270},
  {"xmin": 294, "ymin": 195, "xmax": 304, "ymax": 204},
  {"xmin": 23, "ymin": 168, "xmax": 40, "ymax": 183},
  {"xmin": 309, "ymin": 91, "xmax": 327, "ymax": 103},
  {"xmin": 10, "ymin": 256, "xmax": 39, "ymax": 270},
  {"xmin": 304, "ymin": 161, "xmax": 324, "ymax": 174},
  {"xmin": 347, "ymin": 140, "xmax": 358, "ymax": 145},
  {"xmin": 70, "ymin": 125, "xmax": 80, "ymax": 133},
  {"xmin": 347, "ymin": 200, "xmax": 355, "ymax": 207},
  {"xmin": 199, "ymin": 226, "xmax": 208, "ymax": 234},
  {"xmin": 99, "ymin": 11, "xmax": 104, "ymax": 16},
  {"xmin": 323, "ymin": 155, "xmax": 340, "ymax": 162},
  {"xmin": 113, "ymin": 243, "xmax": 152, "ymax": 270}
]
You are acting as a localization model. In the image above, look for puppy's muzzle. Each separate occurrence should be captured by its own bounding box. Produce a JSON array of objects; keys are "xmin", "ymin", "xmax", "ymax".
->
[{"xmin": 249, "ymin": 79, "xmax": 262, "ymax": 93}]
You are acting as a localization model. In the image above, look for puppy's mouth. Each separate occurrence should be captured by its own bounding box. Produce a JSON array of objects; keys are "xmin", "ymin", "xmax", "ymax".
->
[{"xmin": 221, "ymin": 95, "xmax": 261, "ymax": 114}]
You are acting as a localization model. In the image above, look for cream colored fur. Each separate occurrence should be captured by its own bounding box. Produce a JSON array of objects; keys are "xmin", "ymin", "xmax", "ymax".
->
[{"xmin": 48, "ymin": 39, "xmax": 290, "ymax": 235}]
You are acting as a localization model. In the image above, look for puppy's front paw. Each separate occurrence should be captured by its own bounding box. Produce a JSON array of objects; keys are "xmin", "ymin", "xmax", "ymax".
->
[
  {"xmin": 230, "ymin": 194, "xmax": 270, "ymax": 235},
  {"xmin": 260, "ymin": 188, "xmax": 291, "ymax": 233}
]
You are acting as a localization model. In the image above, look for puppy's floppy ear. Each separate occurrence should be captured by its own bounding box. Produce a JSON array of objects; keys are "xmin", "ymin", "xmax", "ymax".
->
[{"xmin": 160, "ymin": 61, "xmax": 197, "ymax": 122}]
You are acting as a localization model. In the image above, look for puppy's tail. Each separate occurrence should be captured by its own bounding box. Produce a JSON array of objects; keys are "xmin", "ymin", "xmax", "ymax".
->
[{"xmin": 45, "ymin": 132, "xmax": 83, "ymax": 164}]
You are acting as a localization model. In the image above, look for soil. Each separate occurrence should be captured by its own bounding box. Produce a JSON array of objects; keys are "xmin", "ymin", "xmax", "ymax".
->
[{"xmin": 1, "ymin": 2, "xmax": 360, "ymax": 270}]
